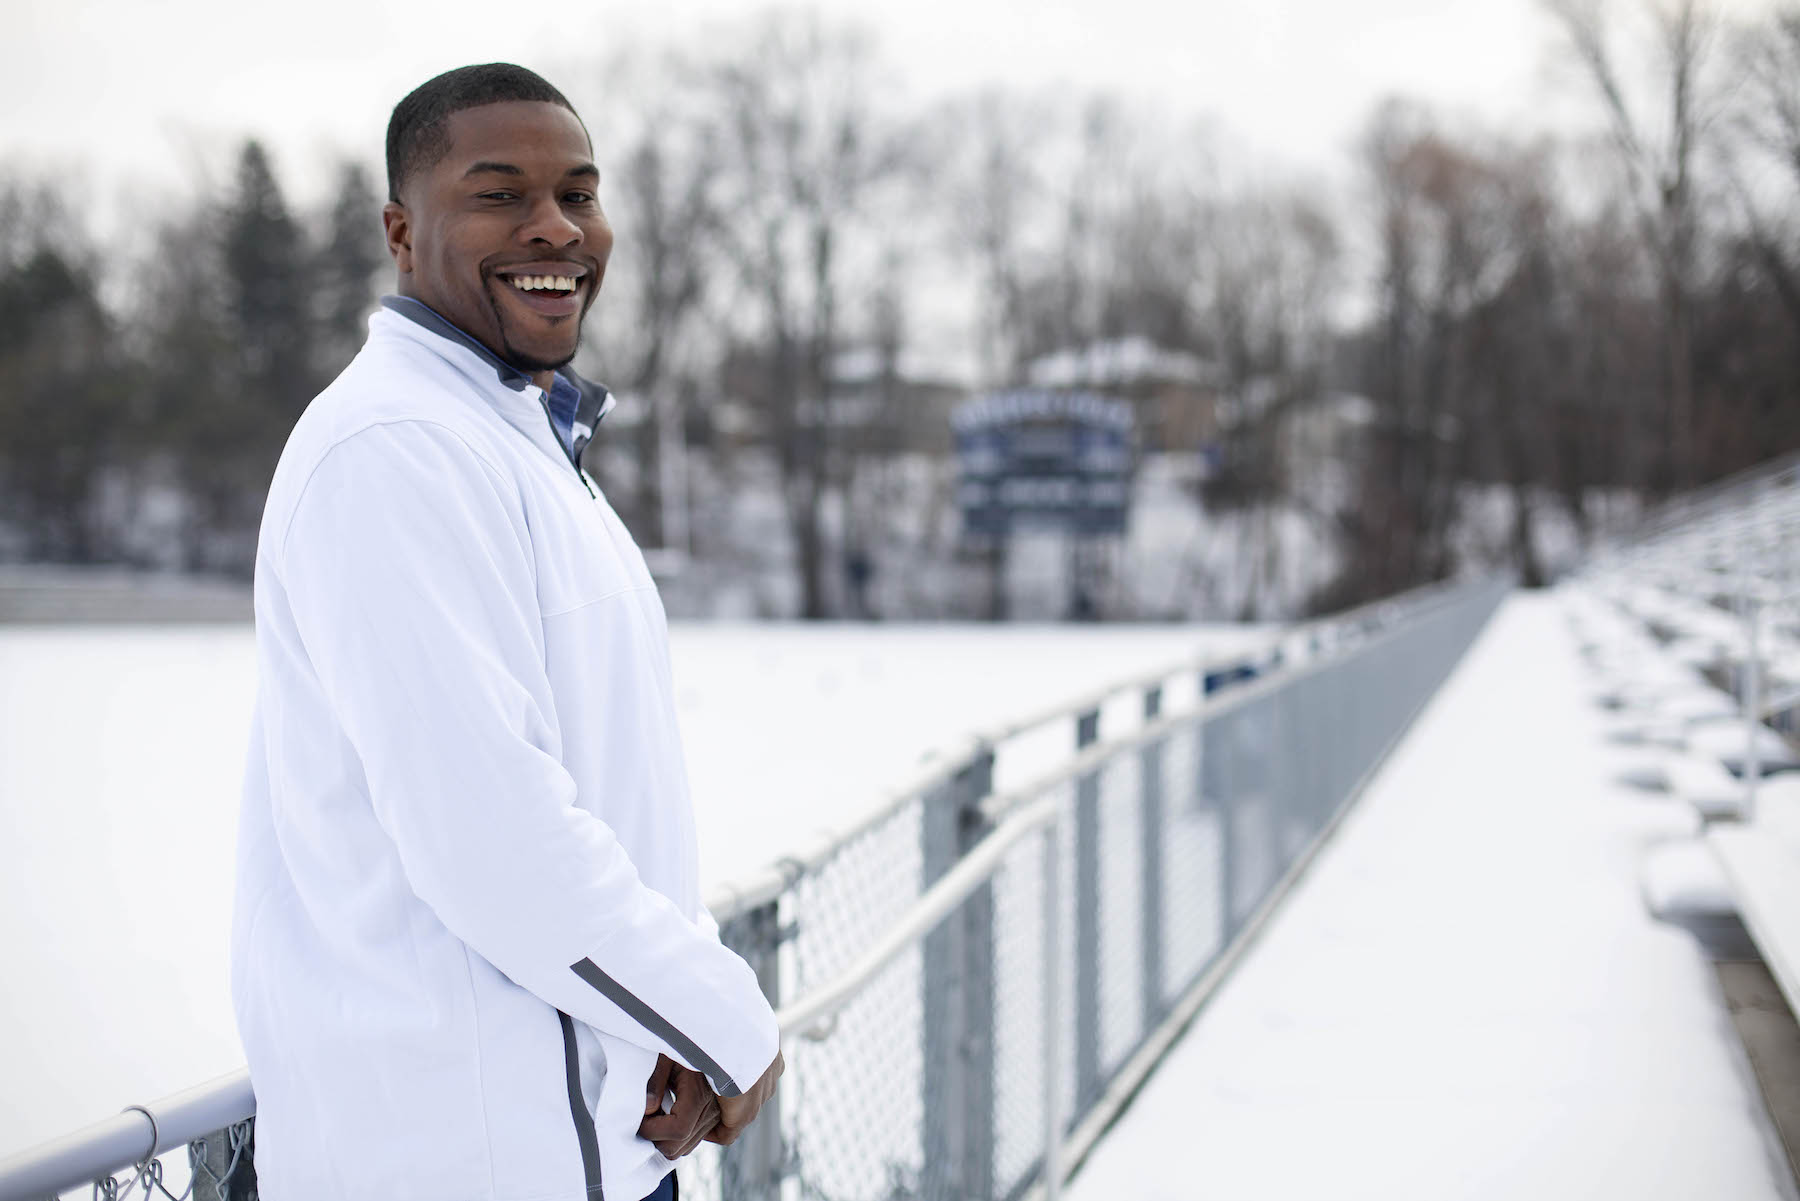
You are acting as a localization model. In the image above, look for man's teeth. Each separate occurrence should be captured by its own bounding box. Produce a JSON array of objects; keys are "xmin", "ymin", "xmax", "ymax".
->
[{"xmin": 510, "ymin": 275, "xmax": 577, "ymax": 293}]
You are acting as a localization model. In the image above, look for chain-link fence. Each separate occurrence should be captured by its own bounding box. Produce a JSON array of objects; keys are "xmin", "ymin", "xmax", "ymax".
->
[
  {"xmin": 1, "ymin": 576, "xmax": 1507, "ymax": 1201},
  {"xmin": 688, "ymin": 574, "xmax": 1506, "ymax": 1201}
]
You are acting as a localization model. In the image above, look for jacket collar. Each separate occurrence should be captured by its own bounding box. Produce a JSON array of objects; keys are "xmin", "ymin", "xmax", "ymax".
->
[{"xmin": 378, "ymin": 295, "xmax": 616, "ymax": 463}]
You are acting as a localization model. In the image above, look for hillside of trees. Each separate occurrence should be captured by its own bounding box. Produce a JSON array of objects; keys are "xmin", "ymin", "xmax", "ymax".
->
[{"xmin": 2, "ymin": 1, "xmax": 1797, "ymax": 618}]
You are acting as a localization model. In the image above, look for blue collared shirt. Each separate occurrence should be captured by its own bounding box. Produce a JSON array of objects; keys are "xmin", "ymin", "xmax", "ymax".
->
[{"xmin": 544, "ymin": 373, "xmax": 583, "ymax": 458}]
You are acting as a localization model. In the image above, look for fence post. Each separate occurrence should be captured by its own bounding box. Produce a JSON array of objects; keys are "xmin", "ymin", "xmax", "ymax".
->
[
  {"xmin": 721, "ymin": 900, "xmax": 783, "ymax": 1201},
  {"xmin": 1139, "ymin": 686, "xmax": 1166, "ymax": 1028},
  {"xmin": 921, "ymin": 746, "xmax": 996, "ymax": 1201},
  {"xmin": 1744, "ymin": 598, "xmax": 1763, "ymax": 823},
  {"xmin": 1206, "ymin": 670, "xmax": 1238, "ymax": 945},
  {"xmin": 190, "ymin": 1120, "xmax": 257, "ymax": 1201},
  {"xmin": 1041, "ymin": 806, "xmax": 1065, "ymax": 1201},
  {"xmin": 1073, "ymin": 706, "xmax": 1102, "ymax": 1112}
]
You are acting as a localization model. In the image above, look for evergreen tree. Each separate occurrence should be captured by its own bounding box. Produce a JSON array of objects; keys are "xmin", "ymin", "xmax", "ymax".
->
[
  {"xmin": 222, "ymin": 140, "xmax": 317, "ymax": 429},
  {"xmin": 138, "ymin": 203, "xmax": 268, "ymax": 574},
  {"xmin": 0, "ymin": 184, "xmax": 120, "ymax": 562},
  {"xmin": 314, "ymin": 160, "xmax": 386, "ymax": 373}
]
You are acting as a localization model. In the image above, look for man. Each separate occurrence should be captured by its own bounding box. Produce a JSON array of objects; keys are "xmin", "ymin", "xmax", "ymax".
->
[{"xmin": 231, "ymin": 64, "xmax": 781, "ymax": 1201}]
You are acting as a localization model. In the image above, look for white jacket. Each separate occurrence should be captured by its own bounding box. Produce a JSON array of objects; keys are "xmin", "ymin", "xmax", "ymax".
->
[{"xmin": 231, "ymin": 302, "xmax": 778, "ymax": 1201}]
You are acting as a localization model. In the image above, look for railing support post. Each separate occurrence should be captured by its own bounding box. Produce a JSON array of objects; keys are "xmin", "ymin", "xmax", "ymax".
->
[
  {"xmin": 1041, "ymin": 806, "xmax": 1065, "ymax": 1201},
  {"xmin": 1139, "ymin": 686, "xmax": 1166, "ymax": 1027},
  {"xmin": 721, "ymin": 900, "xmax": 783, "ymax": 1201},
  {"xmin": 921, "ymin": 746, "xmax": 996, "ymax": 1201},
  {"xmin": 190, "ymin": 1120, "xmax": 257, "ymax": 1201},
  {"xmin": 1745, "ymin": 599, "xmax": 1763, "ymax": 823},
  {"xmin": 1205, "ymin": 673, "xmax": 1238, "ymax": 944},
  {"xmin": 1073, "ymin": 707, "xmax": 1102, "ymax": 1111}
]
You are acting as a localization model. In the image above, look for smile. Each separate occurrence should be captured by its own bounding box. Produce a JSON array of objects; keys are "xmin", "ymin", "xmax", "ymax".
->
[
  {"xmin": 507, "ymin": 274, "xmax": 579, "ymax": 294},
  {"xmin": 491, "ymin": 265, "xmax": 588, "ymax": 319}
]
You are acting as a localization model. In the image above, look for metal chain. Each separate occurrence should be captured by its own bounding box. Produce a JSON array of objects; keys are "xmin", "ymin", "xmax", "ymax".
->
[{"xmin": 86, "ymin": 1118, "xmax": 252, "ymax": 1201}]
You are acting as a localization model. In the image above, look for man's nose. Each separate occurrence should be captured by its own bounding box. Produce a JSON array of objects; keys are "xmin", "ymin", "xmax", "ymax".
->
[{"xmin": 519, "ymin": 196, "xmax": 582, "ymax": 246}]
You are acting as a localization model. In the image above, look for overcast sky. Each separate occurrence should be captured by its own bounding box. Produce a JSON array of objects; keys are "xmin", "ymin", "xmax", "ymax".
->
[
  {"xmin": 0, "ymin": 0, "xmax": 1732, "ymax": 212},
  {"xmin": 1, "ymin": 0, "xmax": 1786, "ymax": 305}
]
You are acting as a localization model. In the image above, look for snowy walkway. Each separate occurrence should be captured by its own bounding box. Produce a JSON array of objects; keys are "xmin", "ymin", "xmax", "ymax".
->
[{"xmin": 1064, "ymin": 590, "xmax": 1798, "ymax": 1201}]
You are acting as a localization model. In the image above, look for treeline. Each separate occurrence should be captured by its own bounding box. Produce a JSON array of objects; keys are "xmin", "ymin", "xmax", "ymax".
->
[
  {"xmin": 0, "ymin": 148, "xmax": 384, "ymax": 571},
  {"xmin": 2, "ymin": 1, "xmax": 1797, "ymax": 614}
]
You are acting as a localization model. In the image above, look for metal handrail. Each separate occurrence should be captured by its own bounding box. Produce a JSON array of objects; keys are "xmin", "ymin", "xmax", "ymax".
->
[
  {"xmin": 769, "ymin": 709, "xmax": 1169, "ymax": 1037},
  {"xmin": 0, "ymin": 1072, "xmax": 253, "ymax": 1201},
  {"xmin": 982, "ymin": 573, "xmax": 1469, "ymax": 748}
]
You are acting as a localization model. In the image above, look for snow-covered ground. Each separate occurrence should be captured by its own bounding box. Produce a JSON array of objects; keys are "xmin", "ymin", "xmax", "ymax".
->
[
  {"xmin": 0, "ymin": 619, "xmax": 1263, "ymax": 1161},
  {"xmin": 1063, "ymin": 591, "xmax": 1797, "ymax": 1201}
]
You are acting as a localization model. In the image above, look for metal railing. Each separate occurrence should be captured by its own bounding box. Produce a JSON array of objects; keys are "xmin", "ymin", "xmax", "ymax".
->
[{"xmin": 0, "ymin": 575, "xmax": 1509, "ymax": 1201}]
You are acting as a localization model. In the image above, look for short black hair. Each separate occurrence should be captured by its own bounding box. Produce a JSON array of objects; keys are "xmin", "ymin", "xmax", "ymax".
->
[{"xmin": 385, "ymin": 63, "xmax": 581, "ymax": 202}]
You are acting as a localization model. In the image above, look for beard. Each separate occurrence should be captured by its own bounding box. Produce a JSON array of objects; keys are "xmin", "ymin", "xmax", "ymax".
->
[
  {"xmin": 484, "ymin": 278, "xmax": 587, "ymax": 376},
  {"xmin": 499, "ymin": 334, "xmax": 578, "ymax": 375}
]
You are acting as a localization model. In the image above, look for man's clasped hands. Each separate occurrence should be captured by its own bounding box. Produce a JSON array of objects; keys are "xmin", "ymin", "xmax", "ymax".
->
[{"xmin": 638, "ymin": 1050, "xmax": 785, "ymax": 1160}]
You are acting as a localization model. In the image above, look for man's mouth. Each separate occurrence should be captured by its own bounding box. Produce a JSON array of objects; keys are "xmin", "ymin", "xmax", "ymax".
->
[{"xmin": 492, "ymin": 264, "xmax": 588, "ymax": 317}]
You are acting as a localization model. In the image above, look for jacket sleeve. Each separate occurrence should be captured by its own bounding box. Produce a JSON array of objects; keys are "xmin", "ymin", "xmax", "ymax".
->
[{"xmin": 277, "ymin": 419, "xmax": 778, "ymax": 1096}]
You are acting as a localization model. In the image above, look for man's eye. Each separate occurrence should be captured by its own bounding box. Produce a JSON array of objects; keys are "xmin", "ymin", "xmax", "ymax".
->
[
  {"xmin": 564, "ymin": 192, "xmax": 595, "ymax": 205},
  {"xmin": 479, "ymin": 191, "xmax": 517, "ymax": 202}
]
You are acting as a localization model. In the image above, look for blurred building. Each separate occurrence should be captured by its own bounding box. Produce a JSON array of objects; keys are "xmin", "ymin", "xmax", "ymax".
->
[{"xmin": 1026, "ymin": 336, "xmax": 1221, "ymax": 454}]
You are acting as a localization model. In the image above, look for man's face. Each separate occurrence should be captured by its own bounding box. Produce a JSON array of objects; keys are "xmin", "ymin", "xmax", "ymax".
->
[{"xmin": 383, "ymin": 100, "xmax": 612, "ymax": 382}]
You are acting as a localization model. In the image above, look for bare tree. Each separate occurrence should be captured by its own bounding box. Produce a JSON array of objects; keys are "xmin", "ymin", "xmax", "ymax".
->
[
  {"xmin": 1096, "ymin": 132, "xmax": 1209, "ymax": 355},
  {"xmin": 1014, "ymin": 96, "xmax": 1178, "ymax": 361},
  {"xmin": 935, "ymin": 89, "xmax": 1056, "ymax": 388},
  {"xmin": 1544, "ymin": 0, "xmax": 1722, "ymax": 490},
  {"xmin": 701, "ymin": 10, "xmax": 910, "ymax": 617},
  {"xmin": 1721, "ymin": 5, "xmax": 1800, "ymax": 336},
  {"xmin": 1553, "ymin": 187, "xmax": 1661, "ymax": 535},
  {"xmin": 1729, "ymin": 5, "xmax": 1800, "ymax": 188},
  {"xmin": 581, "ymin": 48, "xmax": 722, "ymax": 551},
  {"xmin": 1186, "ymin": 182, "xmax": 1342, "ymax": 616},
  {"xmin": 1341, "ymin": 102, "xmax": 1528, "ymax": 602}
]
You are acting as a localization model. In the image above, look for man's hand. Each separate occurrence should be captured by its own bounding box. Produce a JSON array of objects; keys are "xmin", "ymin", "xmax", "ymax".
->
[
  {"xmin": 705, "ymin": 1050, "xmax": 784, "ymax": 1147},
  {"xmin": 637, "ymin": 1054, "xmax": 720, "ymax": 1160}
]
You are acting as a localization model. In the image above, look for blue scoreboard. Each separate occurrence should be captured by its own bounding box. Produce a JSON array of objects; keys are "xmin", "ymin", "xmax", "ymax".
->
[{"xmin": 953, "ymin": 390, "xmax": 1135, "ymax": 537}]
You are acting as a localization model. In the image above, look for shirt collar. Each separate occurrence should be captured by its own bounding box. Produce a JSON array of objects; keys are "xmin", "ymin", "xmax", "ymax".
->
[
  {"xmin": 381, "ymin": 294, "xmax": 531, "ymax": 390},
  {"xmin": 378, "ymin": 295, "xmax": 617, "ymax": 458}
]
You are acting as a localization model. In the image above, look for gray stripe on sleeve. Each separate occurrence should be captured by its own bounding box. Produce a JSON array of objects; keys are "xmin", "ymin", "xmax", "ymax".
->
[{"xmin": 569, "ymin": 957, "xmax": 745, "ymax": 1097}]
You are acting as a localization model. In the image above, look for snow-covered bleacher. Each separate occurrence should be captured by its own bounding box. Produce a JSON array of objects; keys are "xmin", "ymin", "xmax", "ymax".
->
[{"xmin": 1569, "ymin": 453, "xmax": 1800, "ymax": 1012}]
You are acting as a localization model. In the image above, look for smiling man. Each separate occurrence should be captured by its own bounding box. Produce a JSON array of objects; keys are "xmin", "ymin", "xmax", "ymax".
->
[{"xmin": 231, "ymin": 65, "xmax": 781, "ymax": 1201}]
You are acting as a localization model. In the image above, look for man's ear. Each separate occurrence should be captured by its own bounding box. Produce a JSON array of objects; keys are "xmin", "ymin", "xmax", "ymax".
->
[{"xmin": 382, "ymin": 202, "xmax": 413, "ymax": 274}]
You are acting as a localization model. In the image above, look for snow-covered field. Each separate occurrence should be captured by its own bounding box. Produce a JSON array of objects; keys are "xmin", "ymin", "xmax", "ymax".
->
[{"xmin": 0, "ymin": 619, "xmax": 1263, "ymax": 1160}]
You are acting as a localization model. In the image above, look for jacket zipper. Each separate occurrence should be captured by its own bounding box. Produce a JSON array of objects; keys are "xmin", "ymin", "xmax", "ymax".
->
[{"xmin": 537, "ymin": 392, "xmax": 597, "ymax": 499}]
